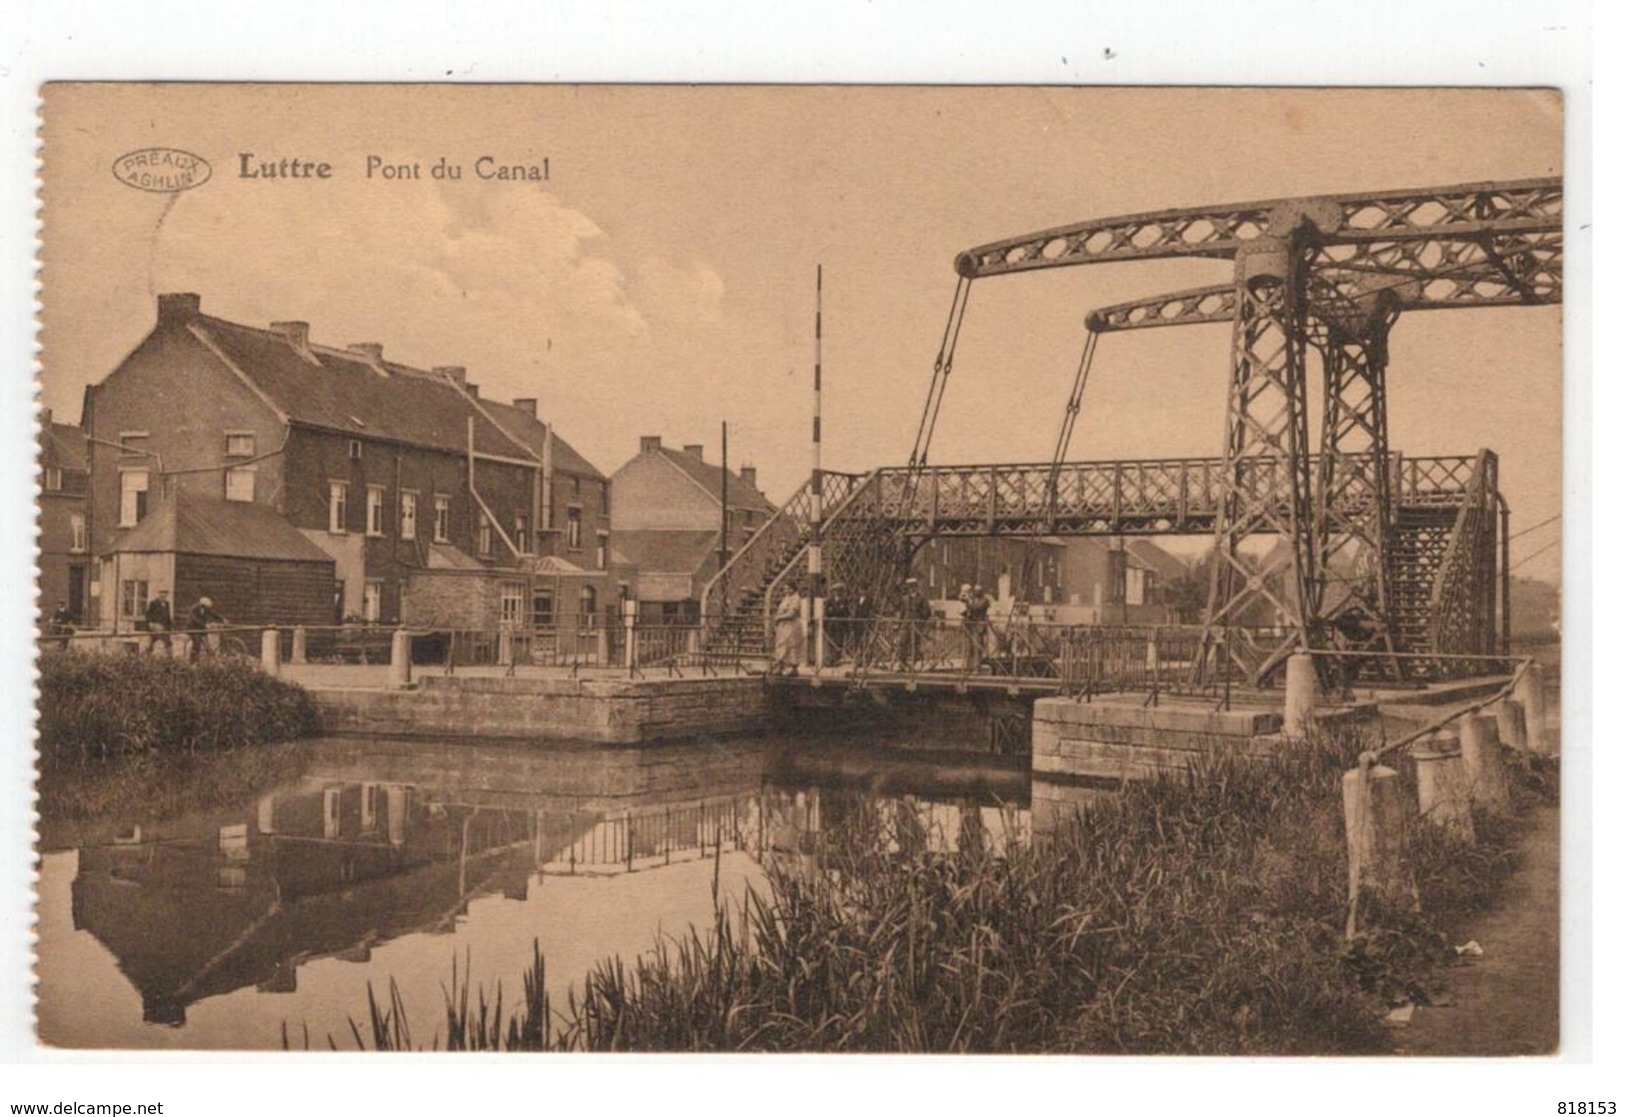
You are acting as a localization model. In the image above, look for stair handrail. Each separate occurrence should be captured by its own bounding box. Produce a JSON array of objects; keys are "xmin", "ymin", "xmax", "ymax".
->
[
  {"xmin": 1426, "ymin": 448, "xmax": 1499, "ymax": 663},
  {"xmin": 698, "ymin": 470, "xmax": 866, "ymax": 635},
  {"xmin": 757, "ymin": 470, "xmax": 885, "ymax": 636}
]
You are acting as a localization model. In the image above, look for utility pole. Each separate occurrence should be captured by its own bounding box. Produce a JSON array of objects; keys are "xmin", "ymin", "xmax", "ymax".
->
[
  {"xmin": 720, "ymin": 420, "xmax": 730, "ymax": 574},
  {"xmin": 810, "ymin": 265, "xmax": 825, "ymax": 671}
]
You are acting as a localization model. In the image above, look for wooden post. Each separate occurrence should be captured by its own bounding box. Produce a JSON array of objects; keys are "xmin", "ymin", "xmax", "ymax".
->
[
  {"xmin": 1514, "ymin": 661, "xmax": 1550, "ymax": 755},
  {"xmin": 1342, "ymin": 762, "xmax": 1417, "ymax": 934},
  {"xmin": 260, "ymin": 628, "xmax": 281, "ymax": 677},
  {"xmin": 290, "ymin": 625, "xmax": 308, "ymax": 665},
  {"xmin": 1413, "ymin": 734, "xmax": 1475, "ymax": 844},
  {"xmin": 389, "ymin": 628, "xmax": 412, "ymax": 689},
  {"xmin": 1459, "ymin": 713, "xmax": 1513, "ymax": 817},
  {"xmin": 1495, "ymin": 697, "xmax": 1529, "ymax": 752}
]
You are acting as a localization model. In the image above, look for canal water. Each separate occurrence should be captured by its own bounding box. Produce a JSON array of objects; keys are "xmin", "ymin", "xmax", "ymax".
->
[{"xmin": 35, "ymin": 733, "xmax": 1038, "ymax": 1050}]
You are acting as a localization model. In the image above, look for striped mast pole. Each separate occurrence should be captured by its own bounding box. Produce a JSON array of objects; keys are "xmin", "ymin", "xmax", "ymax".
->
[{"xmin": 809, "ymin": 264, "xmax": 826, "ymax": 672}]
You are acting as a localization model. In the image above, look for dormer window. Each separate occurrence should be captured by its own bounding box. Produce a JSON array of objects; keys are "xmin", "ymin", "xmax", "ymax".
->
[
  {"xmin": 348, "ymin": 439, "xmax": 363, "ymax": 461},
  {"xmin": 225, "ymin": 432, "xmax": 256, "ymax": 457}
]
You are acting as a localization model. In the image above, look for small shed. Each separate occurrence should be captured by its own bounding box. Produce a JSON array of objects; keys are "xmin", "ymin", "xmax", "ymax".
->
[{"xmin": 104, "ymin": 491, "xmax": 337, "ymax": 631}]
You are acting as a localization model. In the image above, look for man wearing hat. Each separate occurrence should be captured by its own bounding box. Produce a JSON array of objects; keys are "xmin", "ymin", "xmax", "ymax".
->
[
  {"xmin": 187, "ymin": 594, "xmax": 226, "ymax": 661},
  {"xmin": 143, "ymin": 589, "xmax": 173, "ymax": 656},
  {"xmin": 962, "ymin": 583, "xmax": 993, "ymax": 670}
]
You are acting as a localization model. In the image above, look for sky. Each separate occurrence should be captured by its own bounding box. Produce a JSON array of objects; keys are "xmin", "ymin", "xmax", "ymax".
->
[{"xmin": 39, "ymin": 85, "xmax": 1565, "ymax": 581}]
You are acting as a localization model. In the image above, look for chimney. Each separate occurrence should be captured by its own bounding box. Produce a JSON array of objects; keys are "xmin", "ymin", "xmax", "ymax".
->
[
  {"xmin": 513, "ymin": 398, "xmax": 538, "ymax": 418},
  {"xmin": 349, "ymin": 343, "xmax": 388, "ymax": 375},
  {"xmin": 433, "ymin": 365, "xmax": 466, "ymax": 386},
  {"xmin": 269, "ymin": 320, "xmax": 314, "ymax": 360},
  {"xmin": 683, "ymin": 444, "xmax": 704, "ymax": 460},
  {"xmin": 157, "ymin": 292, "xmax": 202, "ymax": 324},
  {"xmin": 40, "ymin": 406, "xmax": 52, "ymax": 431},
  {"xmin": 466, "ymin": 384, "xmax": 479, "ymax": 398},
  {"xmin": 640, "ymin": 435, "xmax": 662, "ymax": 454},
  {"xmin": 740, "ymin": 465, "xmax": 758, "ymax": 491}
]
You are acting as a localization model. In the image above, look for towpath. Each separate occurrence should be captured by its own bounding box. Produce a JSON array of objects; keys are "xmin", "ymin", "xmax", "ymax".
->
[{"xmin": 1398, "ymin": 803, "xmax": 1561, "ymax": 1056}]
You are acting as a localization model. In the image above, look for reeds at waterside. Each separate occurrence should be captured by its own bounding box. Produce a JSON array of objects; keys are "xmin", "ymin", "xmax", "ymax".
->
[{"xmin": 319, "ymin": 733, "xmax": 1539, "ymax": 1054}]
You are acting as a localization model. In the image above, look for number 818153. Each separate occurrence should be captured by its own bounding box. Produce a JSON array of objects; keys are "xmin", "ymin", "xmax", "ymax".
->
[{"xmin": 1559, "ymin": 1104, "xmax": 1616, "ymax": 1114}]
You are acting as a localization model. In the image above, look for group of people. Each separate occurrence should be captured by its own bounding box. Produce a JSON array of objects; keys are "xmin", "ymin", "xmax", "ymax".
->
[
  {"xmin": 139, "ymin": 591, "xmax": 229, "ymax": 660},
  {"xmin": 770, "ymin": 577, "xmax": 1007, "ymax": 674}
]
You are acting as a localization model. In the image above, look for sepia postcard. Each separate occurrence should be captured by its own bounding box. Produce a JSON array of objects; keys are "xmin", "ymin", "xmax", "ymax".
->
[{"xmin": 31, "ymin": 83, "xmax": 1566, "ymax": 1055}]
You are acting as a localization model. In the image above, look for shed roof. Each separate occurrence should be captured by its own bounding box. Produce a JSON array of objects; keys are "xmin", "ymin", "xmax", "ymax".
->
[
  {"xmin": 610, "ymin": 529, "xmax": 720, "ymax": 575},
  {"xmin": 106, "ymin": 490, "xmax": 335, "ymax": 564}
]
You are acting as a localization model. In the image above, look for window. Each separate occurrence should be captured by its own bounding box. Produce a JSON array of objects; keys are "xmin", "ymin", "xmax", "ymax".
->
[
  {"xmin": 566, "ymin": 507, "xmax": 582, "ymax": 550},
  {"xmin": 225, "ymin": 466, "xmax": 255, "ymax": 503},
  {"xmin": 596, "ymin": 531, "xmax": 609, "ymax": 571},
  {"xmin": 1125, "ymin": 566, "xmax": 1147, "ymax": 607},
  {"xmin": 118, "ymin": 431, "xmax": 149, "ymax": 453},
  {"xmin": 360, "ymin": 784, "xmax": 379, "ymax": 834},
  {"xmin": 515, "ymin": 515, "xmax": 530, "ymax": 555},
  {"xmin": 348, "ymin": 439, "xmax": 363, "ymax": 461},
  {"xmin": 333, "ymin": 580, "xmax": 346, "ymax": 623},
  {"xmin": 531, "ymin": 590, "xmax": 555, "ymax": 628},
  {"xmin": 601, "ymin": 484, "xmax": 610, "ymax": 515},
  {"xmin": 120, "ymin": 579, "xmax": 149, "ymax": 621},
  {"xmin": 69, "ymin": 514, "xmax": 85, "ymax": 553},
  {"xmin": 43, "ymin": 467, "xmax": 62, "ymax": 492},
  {"xmin": 433, "ymin": 495, "xmax": 450, "ymax": 542},
  {"xmin": 500, "ymin": 582, "xmax": 525, "ymax": 626},
  {"xmin": 571, "ymin": 475, "xmax": 581, "ymax": 498},
  {"xmin": 478, "ymin": 512, "xmax": 494, "ymax": 557},
  {"xmin": 119, "ymin": 470, "xmax": 149, "ymax": 527},
  {"xmin": 225, "ymin": 432, "xmax": 256, "ymax": 457},
  {"xmin": 399, "ymin": 492, "xmax": 417, "ymax": 540},
  {"xmin": 362, "ymin": 580, "xmax": 383, "ymax": 623},
  {"xmin": 579, "ymin": 585, "xmax": 598, "ymax": 628},
  {"xmin": 328, "ymin": 481, "xmax": 349, "ymax": 533},
  {"xmin": 366, "ymin": 485, "xmax": 386, "ymax": 537}
]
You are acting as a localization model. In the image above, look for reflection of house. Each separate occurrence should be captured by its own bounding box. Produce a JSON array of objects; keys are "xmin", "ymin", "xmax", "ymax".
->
[
  {"xmin": 609, "ymin": 436, "xmax": 773, "ymax": 621},
  {"xmin": 82, "ymin": 293, "xmax": 615, "ymax": 633},
  {"xmin": 37, "ymin": 408, "xmax": 90, "ymax": 626}
]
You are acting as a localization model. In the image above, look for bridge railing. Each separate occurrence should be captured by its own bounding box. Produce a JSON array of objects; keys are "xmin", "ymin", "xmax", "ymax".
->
[{"xmin": 832, "ymin": 453, "xmax": 1484, "ymax": 533}]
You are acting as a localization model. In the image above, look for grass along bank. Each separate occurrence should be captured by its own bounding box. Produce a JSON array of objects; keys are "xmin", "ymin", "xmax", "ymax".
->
[
  {"xmin": 37, "ymin": 648, "xmax": 320, "ymax": 767},
  {"xmin": 320, "ymin": 733, "xmax": 1550, "ymax": 1054}
]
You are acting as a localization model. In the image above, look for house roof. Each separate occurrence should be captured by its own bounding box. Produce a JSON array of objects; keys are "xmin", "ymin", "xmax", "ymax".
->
[
  {"xmin": 185, "ymin": 315, "xmax": 540, "ymax": 461},
  {"xmin": 610, "ymin": 529, "xmax": 720, "ymax": 575},
  {"xmin": 654, "ymin": 447, "xmax": 773, "ymax": 514},
  {"xmin": 41, "ymin": 421, "xmax": 88, "ymax": 472},
  {"xmin": 481, "ymin": 400, "xmax": 606, "ymax": 481},
  {"xmin": 423, "ymin": 542, "xmax": 485, "ymax": 571},
  {"xmin": 1124, "ymin": 540, "xmax": 1188, "ymax": 581},
  {"xmin": 106, "ymin": 490, "xmax": 335, "ymax": 564}
]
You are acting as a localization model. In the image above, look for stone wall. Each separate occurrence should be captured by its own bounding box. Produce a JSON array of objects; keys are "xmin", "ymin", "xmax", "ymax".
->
[
  {"xmin": 1031, "ymin": 697, "xmax": 1284, "ymax": 785},
  {"xmin": 310, "ymin": 674, "xmax": 775, "ymax": 744}
]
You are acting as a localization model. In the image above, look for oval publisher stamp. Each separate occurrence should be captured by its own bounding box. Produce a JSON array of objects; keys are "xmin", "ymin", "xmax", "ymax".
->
[{"xmin": 111, "ymin": 147, "xmax": 212, "ymax": 193}]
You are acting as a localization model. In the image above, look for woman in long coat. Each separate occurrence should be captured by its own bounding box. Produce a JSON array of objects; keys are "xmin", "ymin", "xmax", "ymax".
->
[{"xmin": 773, "ymin": 585, "xmax": 805, "ymax": 675}]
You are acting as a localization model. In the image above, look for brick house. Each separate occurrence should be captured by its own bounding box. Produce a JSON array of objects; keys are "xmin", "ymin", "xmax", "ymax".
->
[
  {"xmin": 37, "ymin": 408, "xmax": 90, "ymax": 627},
  {"xmin": 83, "ymin": 293, "xmax": 615, "ymax": 634},
  {"xmin": 914, "ymin": 537, "xmax": 1066, "ymax": 610},
  {"xmin": 609, "ymin": 436, "xmax": 773, "ymax": 621},
  {"xmin": 1054, "ymin": 538, "xmax": 1187, "ymax": 625}
]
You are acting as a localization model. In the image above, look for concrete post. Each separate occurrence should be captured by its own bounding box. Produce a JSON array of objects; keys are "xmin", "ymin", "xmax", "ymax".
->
[
  {"xmin": 1413, "ymin": 734, "xmax": 1475, "ymax": 844},
  {"xmin": 1283, "ymin": 651, "xmax": 1317, "ymax": 739},
  {"xmin": 1495, "ymin": 698, "xmax": 1529, "ymax": 752},
  {"xmin": 260, "ymin": 628, "xmax": 281, "ymax": 677},
  {"xmin": 1459, "ymin": 713, "xmax": 1513, "ymax": 817},
  {"xmin": 624, "ymin": 607, "xmax": 638, "ymax": 671},
  {"xmin": 1342, "ymin": 763, "xmax": 1417, "ymax": 917},
  {"xmin": 498, "ymin": 628, "xmax": 514, "ymax": 669},
  {"xmin": 813, "ymin": 596, "xmax": 826, "ymax": 672},
  {"xmin": 1514, "ymin": 662, "xmax": 1550, "ymax": 755},
  {"xmin": 290, "ymin": 626, "xmax": 308, "ymax": 665},
  {"xmin": 389, "ymin": 628, "xmax": 412, "ymax": 689}
]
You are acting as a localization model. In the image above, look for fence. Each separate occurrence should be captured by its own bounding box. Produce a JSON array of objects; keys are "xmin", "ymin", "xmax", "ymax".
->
[{"xmin": 1335, "ymin": 653, "xmax": 1548, "ymax": 941}]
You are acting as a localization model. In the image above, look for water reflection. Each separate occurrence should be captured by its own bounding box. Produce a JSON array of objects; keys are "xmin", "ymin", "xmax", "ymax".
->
[{"xmin": 37, "ymin": 735, "xmax": 1032, "ymax": 1049}]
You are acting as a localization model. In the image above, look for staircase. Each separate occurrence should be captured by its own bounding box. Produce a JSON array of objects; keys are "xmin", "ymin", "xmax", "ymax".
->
[
  {"xmin": 1389, "ymin": 504, "xmax": 1457, "ymax": 654},
  {"xmin": 699, "ymin": 471, "xmax": 868, "ymax": 658}
]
